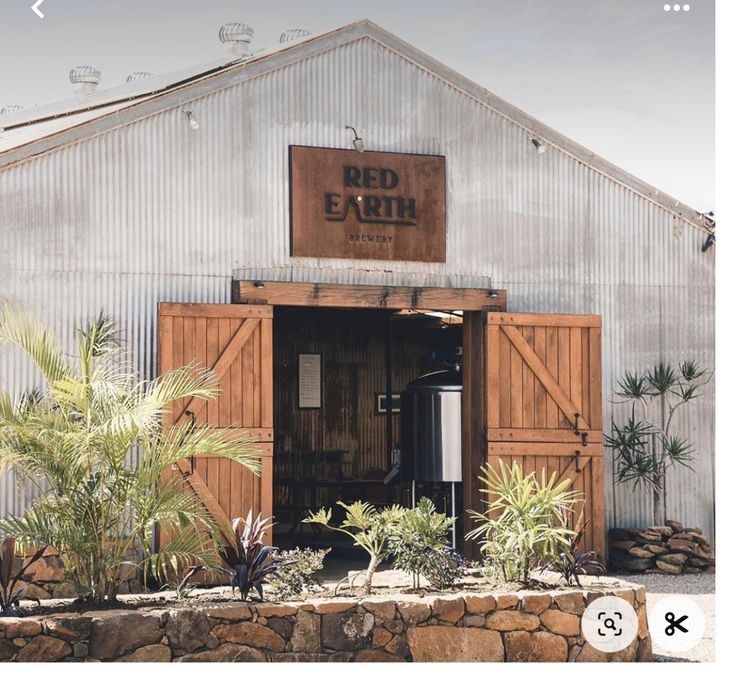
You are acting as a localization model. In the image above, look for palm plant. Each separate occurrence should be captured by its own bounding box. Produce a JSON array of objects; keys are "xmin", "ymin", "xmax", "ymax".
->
[
  {"xmin": 304, "ymin": 501, "xmax": 404, "ymax": 594},
  {"xmin": 605, "ymin": 360, "xmax": 711, "ymax": 525},
  {"xmin": 466, "ymin": 461, "xmax": 580, "ymax": 584},
  {"xmin": 0, "ymin": 301, "xmax": 261, "ymax": 605}
]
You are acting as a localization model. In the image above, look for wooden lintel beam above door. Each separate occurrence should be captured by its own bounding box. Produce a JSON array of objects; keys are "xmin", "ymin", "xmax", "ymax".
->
[{"xmin": 232, "ymin": 280, "xmax": 507, "ymax": 311}]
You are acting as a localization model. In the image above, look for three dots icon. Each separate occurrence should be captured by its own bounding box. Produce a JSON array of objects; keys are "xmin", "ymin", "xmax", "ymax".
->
[{"xmin": 664, "ymin": 4, "xmax": 691, "ymax": 10}]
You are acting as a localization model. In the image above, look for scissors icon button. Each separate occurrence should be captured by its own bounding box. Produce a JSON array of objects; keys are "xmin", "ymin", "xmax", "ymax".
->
[{"xmin": 664, "ymin": 611, "xmax": 689, "ymax": 636}]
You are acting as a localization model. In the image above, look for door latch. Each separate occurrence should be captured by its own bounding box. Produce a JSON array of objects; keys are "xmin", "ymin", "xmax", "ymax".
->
[
  {"xmin": 575, "ymin": 450, "xmax": 581, "ymax": 473},
  {"xmin": 573, "ymin": 413, "xmax": 581, "ymax": 436}
]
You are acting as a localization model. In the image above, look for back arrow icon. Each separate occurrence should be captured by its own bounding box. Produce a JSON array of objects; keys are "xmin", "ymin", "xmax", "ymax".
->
[{"xmin": 32, "ymin": 1, "xmax": 45, "ymax": 19}]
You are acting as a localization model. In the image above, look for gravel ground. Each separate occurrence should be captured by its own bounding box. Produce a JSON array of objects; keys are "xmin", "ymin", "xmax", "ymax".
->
[{"xmin": 610, "ymin": 573, "xmax": 715, "ymax": 663}]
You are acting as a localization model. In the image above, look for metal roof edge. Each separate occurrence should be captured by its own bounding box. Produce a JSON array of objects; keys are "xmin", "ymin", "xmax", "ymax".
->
[{"xmin": 0, "ymin": 18, "xmax": 709, "ymax": 230}]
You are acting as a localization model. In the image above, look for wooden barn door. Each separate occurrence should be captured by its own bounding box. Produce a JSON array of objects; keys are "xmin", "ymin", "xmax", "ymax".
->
[
  {"xmin": 484, "ymin": 312, "xmax": 605, "ymax": 558},
  {"xmin": 157, "ymin": 303, "xmax": 274, "ymax": 542}
]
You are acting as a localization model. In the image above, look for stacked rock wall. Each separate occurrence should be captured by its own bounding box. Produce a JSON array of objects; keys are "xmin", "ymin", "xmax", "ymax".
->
[
  {"xmin": 609, "ymin": 520, "xmax": 715, "ymax": 574},
  {"xmin": 1, "ymin": 586, "xmax": 651, "ymax": 662}
]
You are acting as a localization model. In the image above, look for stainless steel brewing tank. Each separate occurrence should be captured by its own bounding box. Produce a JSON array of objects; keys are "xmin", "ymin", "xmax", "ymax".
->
[{"xmin": 400, "ymin": 369, "xmax": 462, "ymax": 482}]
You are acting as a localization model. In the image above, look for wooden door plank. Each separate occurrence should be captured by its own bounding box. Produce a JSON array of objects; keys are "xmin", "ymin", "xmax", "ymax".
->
[
  {"xmin": 545, "ymin": 326, "xmax": 560, "ymax": 427},
  {"xmin": 486, "ymin": 322, "xmax": 500, "ymax": 428},
  {"xmin": 570, "ymin": 327, "xmax": 583, "ymax": 422},
  {"xmin": 521, "ymin": 327, "xmax": 535, "ymax": 429},
  {"xmin": 589, "ymin": 326, "xmax": 603, "ymax": 430},
  {"xmin": 488, "ymin": 428, "xmax": 603, "ymax": 444},
  {"xmin": 261, "ymin": 318, "xmax": 274, "ymax": 429},
  {"xmin": 488, "ymin": 442, "xmax": 603, "ymax": 457},
  {"xmin": 502, "ymin": 325, "xmax": 591, "ymax": 431},
  {"xmin": 487, "ymin": 313, "xmax": 601, "ymax": 327},
  {"xmin": 534, "ymin": 326, "xmax": 547, "ymax": 429},
  {"xmin": 175, "ymin": 318, "xmax": 259, "ymax": 427}
]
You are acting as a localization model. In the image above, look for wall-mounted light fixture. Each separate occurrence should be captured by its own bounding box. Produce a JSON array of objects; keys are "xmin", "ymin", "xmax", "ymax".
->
[
  {"xmin": 254, "ymin": 280, "xmax": 266, "ymax": 289},
  {"xmin": 345, "ymin": 125, "xmax": 365, "ymax": 152},
  {"xmin": 529, "ymin": 137, "xmax": 547, "ymax": 154},
  {"xmin": 701, "ymin": 232, "xmax": 715, "ymax": 252},
  {"xmin": 184, "ymin": 110, "xmax": 200, "ymax": 130}
]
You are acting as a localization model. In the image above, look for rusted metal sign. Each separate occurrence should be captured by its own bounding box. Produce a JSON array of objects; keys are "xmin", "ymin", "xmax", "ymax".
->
[{"xmin": 289, "ymin": 145, "xmax": 446, "ymax": 262}]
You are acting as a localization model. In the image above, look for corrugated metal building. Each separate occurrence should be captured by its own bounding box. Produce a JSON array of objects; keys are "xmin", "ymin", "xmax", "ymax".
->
[{"xmin": 0, "ymin": 21, "xmax": 715, "ymax": 543}]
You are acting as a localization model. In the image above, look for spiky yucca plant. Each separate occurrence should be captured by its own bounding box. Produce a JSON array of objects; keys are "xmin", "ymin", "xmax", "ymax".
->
[{"xmin": 0, "ymin": 301, "xmax": 261, "ymax": 605}]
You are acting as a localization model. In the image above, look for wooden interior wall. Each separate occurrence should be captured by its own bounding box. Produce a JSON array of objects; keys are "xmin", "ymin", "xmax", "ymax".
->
[{"xmin": 274, "ymin": 308, "xmax": 457, "ymax": 478}]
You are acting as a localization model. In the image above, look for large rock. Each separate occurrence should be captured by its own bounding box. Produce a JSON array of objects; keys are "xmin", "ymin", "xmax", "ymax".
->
[
  {"xmin": 213, "ymin": 622, "xmax": 286, "ymax": 651},
  {"xmin": 16, "ymin": 635, "xmax": 71, "ymax": 662},
  {"xmin": 119, "ymin": 644, "xmax": 172, "ymax": 662},
  {"xmin": 165, "ymin": 609, "xmax": 211, "ymax": 653},
  {"xmin": 44, "ymin": 615, "xmax": 92, "ymax": 642},
  {"xmin": 521, "ymin": 594, "xmax": 552, "ymax": 614},
  {"xmin": 178, "ymin": 643, "xmax": 266, "ymax": 662},
  {"xmin": 88, "ymin": 612, "xmax": 163, "ymax": 659},
  {"xmin": 354, "ymin": 649, "xmax": 404, "ymax": 662},
  {"xmin": 321, "ymin": 611, "xmax": 374, "ymax": 651},
  {"xmin": 554, "ymin": 592, "xmax": 586, "ymax": 615},
  {"xmin": 431, "ymin": 596, "xmax": 465, "ymax": 623},
  {"xmin": 361, "ymin": 599, "xmax": 396, "ymax": 621},
  {"xmin": 464, "ymin": 593, "xmax": 496, "ymax": 614},
  {"xmin": 665, "ymin": 520, "xmax": 684, "ymax": 532},
  {"xmin": 667, "ymin": 539, "xmax": 697, "ymax": 554},
  {"xmin": 505, "ymin": 631, "xmax": 568, "ymax": 662},
  {"xmin": 485, "ymin": 611, "xmax": 540, "ymax": 631},
  {"xmin": 397, "ymin": 601, "xmax": 431, "ymax": 625},
  {"xmin": 0, "ymin": 639, "xmax": 17, "ymax": 661},
  {"xmin": 539, "ymin": 609, "xmax": 580, "ymax": 636},
  {"xmin": 24, "ymin": 554, "xmax": 65, "ymax": 582},
  {"xmin": 407, "ymin": 627, "xmax": 503, "ymax": 662},
  {"xmin": 0, "ymin": 618, "xmax": 43, "ymax": 638},
  {"xmin": 290, "ymin": 611, "xmax": 320, "ymax": 652},
  {"xmin": 629, "ymin": 547, "xmax": 655, "ymax": 558},
  {"xmin": 655, "ymin": 559, "xmax": 682, "ymax": 574},
  {"xmin": 658, "ymin": 552, "xmax": 688, "ymax": 566}
]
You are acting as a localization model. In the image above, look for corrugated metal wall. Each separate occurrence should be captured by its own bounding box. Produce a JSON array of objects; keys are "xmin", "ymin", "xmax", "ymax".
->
[{"xmin": 0, "ymin": 35, "xmax": 715, "ymax": 539}]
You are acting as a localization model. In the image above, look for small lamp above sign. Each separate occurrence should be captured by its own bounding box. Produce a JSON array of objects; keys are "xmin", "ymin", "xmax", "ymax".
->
[
  {"xmin": 345, "ymin": 125, "xmax": 365, "ymax": 152},
  {"xmin": 529, "ymin": 137, "xmax": 547, "ymax": 154}
]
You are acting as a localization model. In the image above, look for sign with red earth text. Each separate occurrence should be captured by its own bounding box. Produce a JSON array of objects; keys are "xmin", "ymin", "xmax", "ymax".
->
[{"xmin": 289, "ymin": 145, "xmax": 446, "ymax": 262}]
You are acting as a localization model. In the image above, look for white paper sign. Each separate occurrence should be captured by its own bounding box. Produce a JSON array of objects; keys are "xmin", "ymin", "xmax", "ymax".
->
[{"xmin": 298, "ymin": 353, "xmax": 322, "ymax": 408}]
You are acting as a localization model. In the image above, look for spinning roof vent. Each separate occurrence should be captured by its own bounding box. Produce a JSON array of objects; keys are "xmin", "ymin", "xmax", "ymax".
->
[
  {"xmin": 126, "ymin": 72, "xmax": 153, "ymax": 83},
  {"xmin": 69, "ymin": 66, "xmax": 102, "ymax": 95},
  {"xmin": 280, "ymin": 28, "xmax": 311, "ymax": 43},
  {"xmin": 219, "ymin": 22, "xmax": 254, "ymax": 56}
]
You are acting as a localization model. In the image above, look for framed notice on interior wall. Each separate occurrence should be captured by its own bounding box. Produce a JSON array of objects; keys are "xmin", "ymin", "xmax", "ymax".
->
[{"xmin": 298, "ymin": 353, "xmax": 322, "ymax": 409}]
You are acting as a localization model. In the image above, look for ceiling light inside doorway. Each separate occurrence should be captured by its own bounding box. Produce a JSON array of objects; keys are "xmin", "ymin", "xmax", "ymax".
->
[{"xmin": 345, "ymin": 125, "xmax": 365, "ymax": 152}]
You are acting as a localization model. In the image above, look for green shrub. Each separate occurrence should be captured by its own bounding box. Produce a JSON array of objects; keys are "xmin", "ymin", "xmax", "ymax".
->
[
  {"xmin": 304, "ymin": 501, "xmax": 403, "ymax": 594},
  {"xmin": 465, "ymin": 461, "xmax": 580, "ymax": 584},
  {"xmin": 0, "ymin": 303, "xmax": 261, "ymax": 604},
  {"xmin": 387, "ymin": 497, "xmax": 459, "ymax": 590},
  {"xmin": 269, "ymin": 547, "xmax": 329, "ymax": 600}
]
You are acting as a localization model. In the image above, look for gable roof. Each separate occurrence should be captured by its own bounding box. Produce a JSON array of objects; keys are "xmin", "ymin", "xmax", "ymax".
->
[{"xmin": 0, "ymin": 19, "xmax": 710, "ymax": 231}]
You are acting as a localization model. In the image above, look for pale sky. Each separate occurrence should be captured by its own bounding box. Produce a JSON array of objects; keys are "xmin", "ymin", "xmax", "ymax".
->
[{"xmin": 0, "ymin": 0, "xmax": 715, "ymax": 210}]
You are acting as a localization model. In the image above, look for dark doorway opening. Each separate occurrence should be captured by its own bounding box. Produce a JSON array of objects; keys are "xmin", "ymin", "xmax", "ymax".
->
[{"xmin": 272, "ymin": 306, "xmax": 463, "ymax": 563}]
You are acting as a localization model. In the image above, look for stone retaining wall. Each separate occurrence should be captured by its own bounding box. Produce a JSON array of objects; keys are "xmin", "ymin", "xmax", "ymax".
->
[{"xmin": 0, "ymin": 586, "xmax": 651, "ymax": 662}]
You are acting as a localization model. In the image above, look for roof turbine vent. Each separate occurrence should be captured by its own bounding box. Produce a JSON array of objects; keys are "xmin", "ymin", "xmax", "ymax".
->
[
  {"xmin": 280, "ymin": 28, "xmax": 311, "ymax": 43},
  {"xmin": 69, "ymin": 66, "xmax": 102, "ymax": 95},
  {"xmin": 126, "ymin": 71, "xmax": 153, "ymax": 83},
  {"xmin": 219, "ymin": 22, "xmax": 254, "ymax": 57}
]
